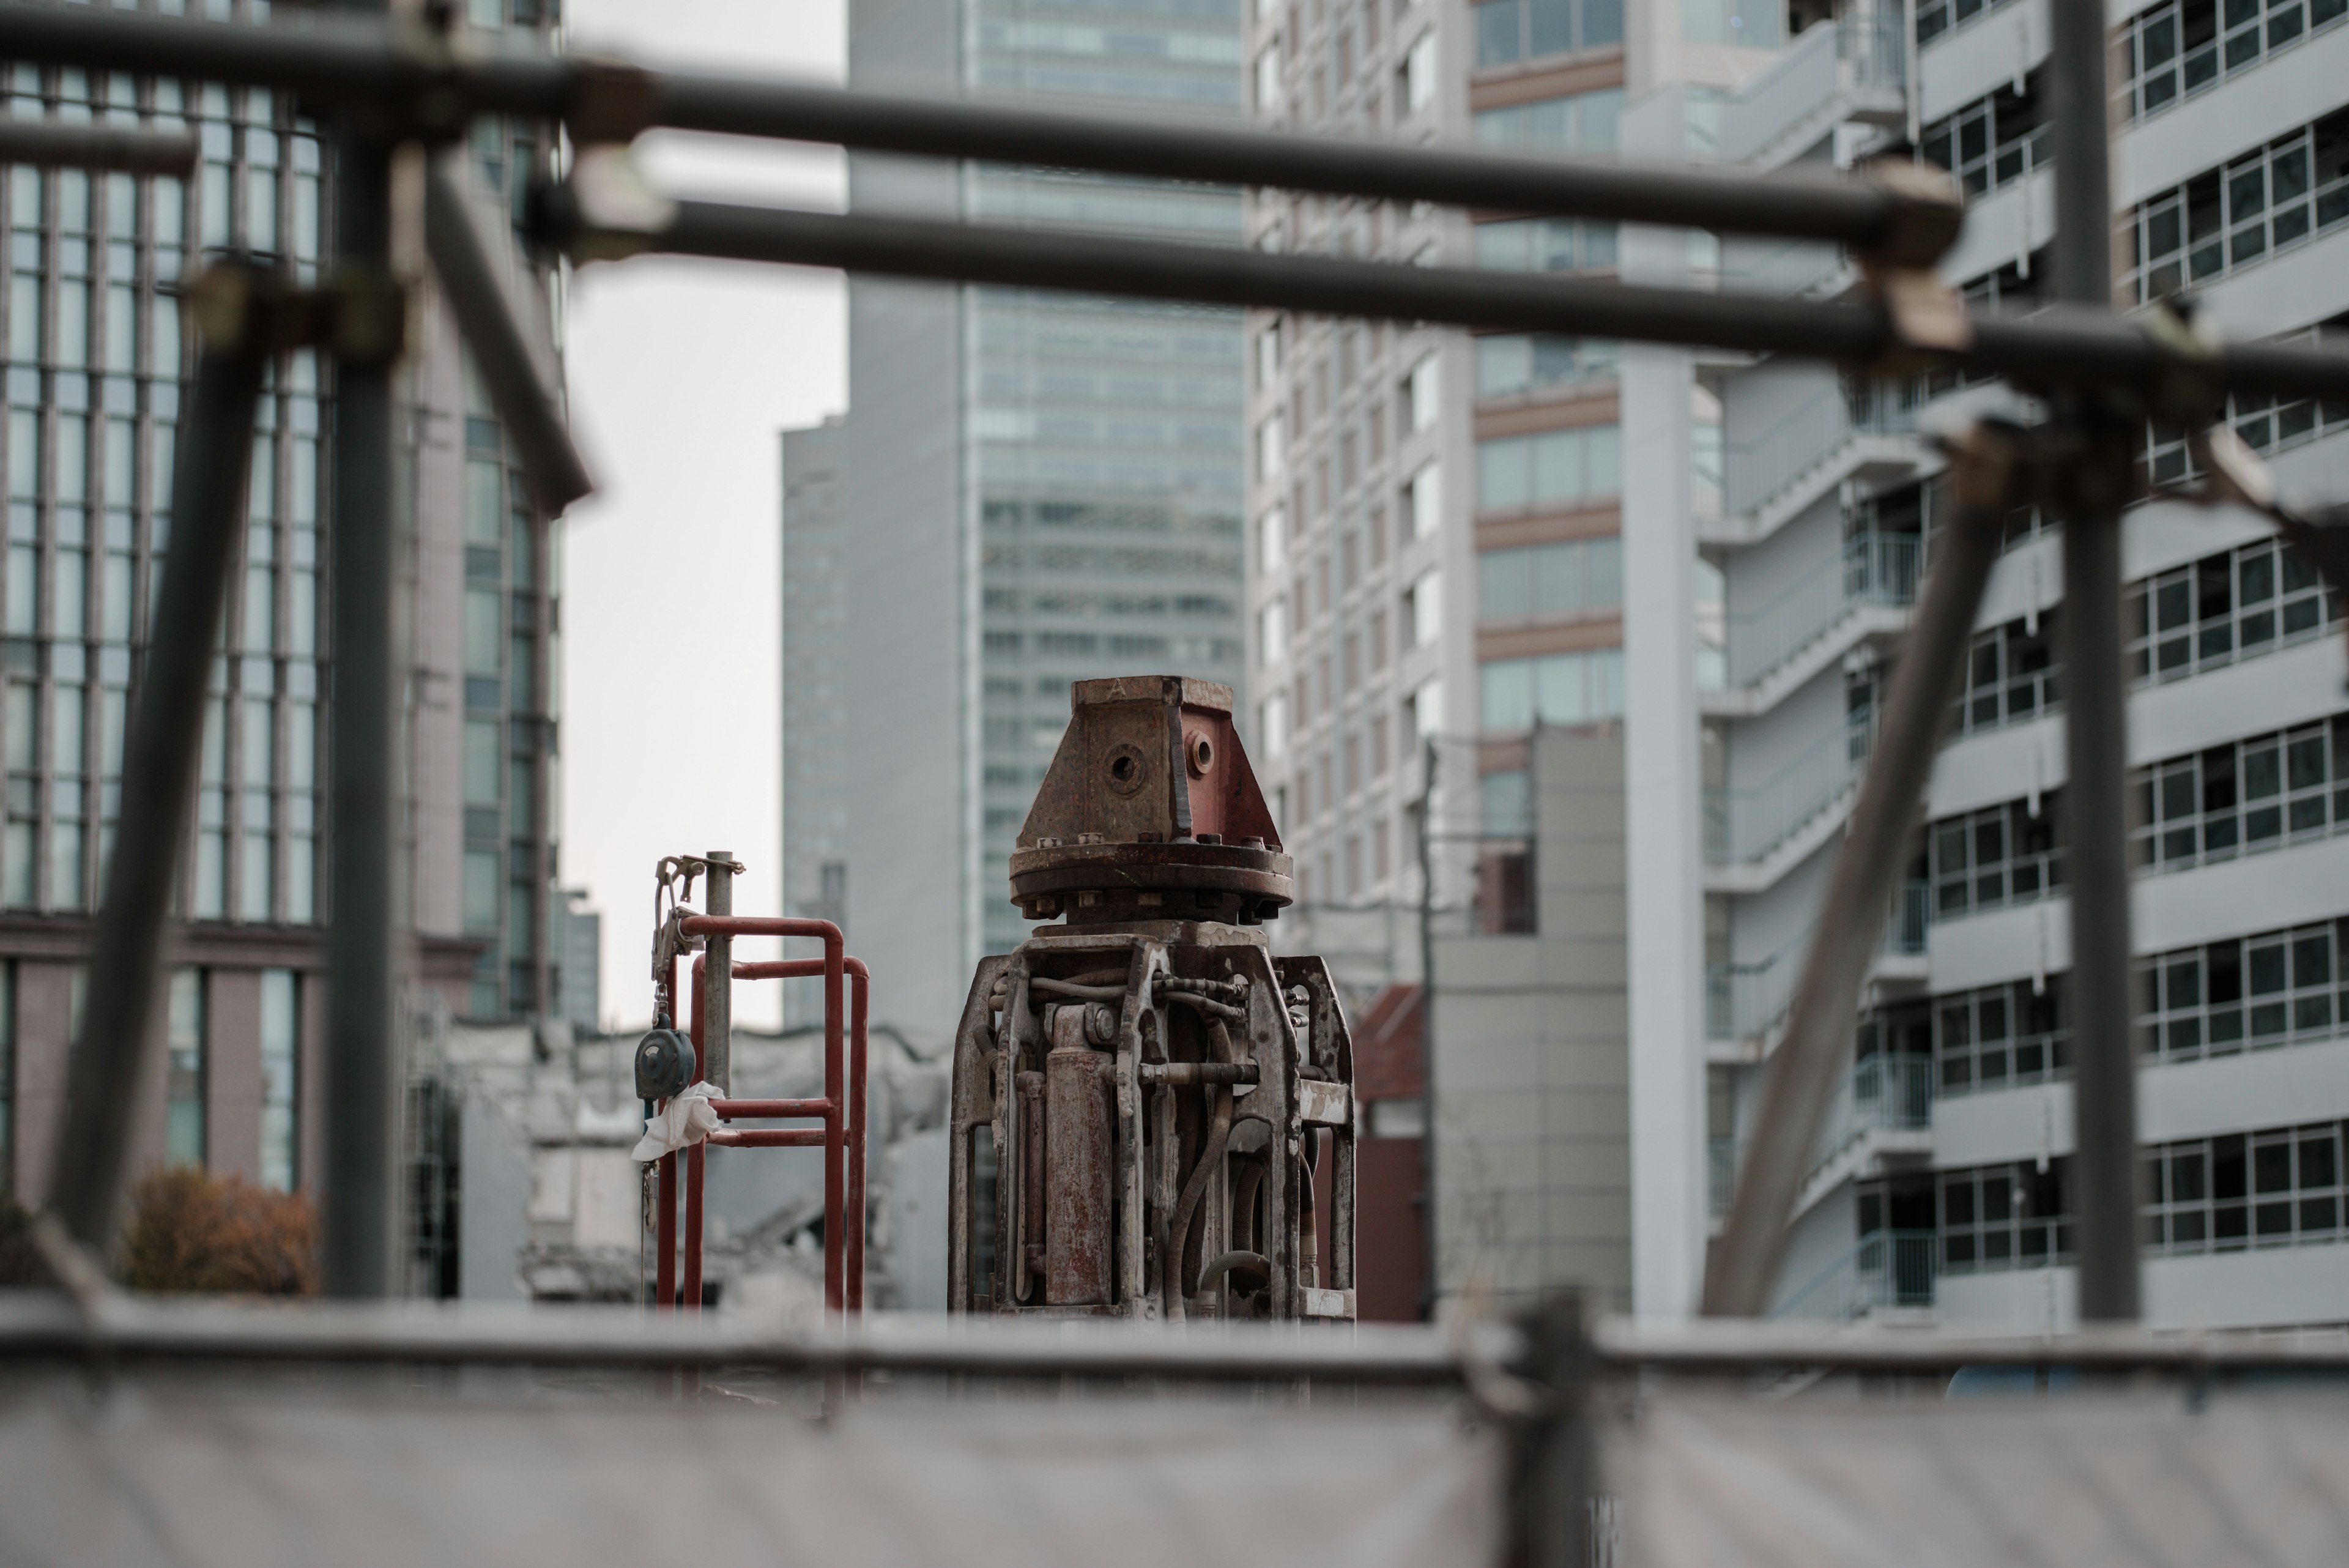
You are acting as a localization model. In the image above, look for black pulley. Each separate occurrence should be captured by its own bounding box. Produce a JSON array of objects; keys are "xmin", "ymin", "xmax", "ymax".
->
[{"xmin": 633, "ymin": 1027, "xmax": 697, "ymax": 1101}]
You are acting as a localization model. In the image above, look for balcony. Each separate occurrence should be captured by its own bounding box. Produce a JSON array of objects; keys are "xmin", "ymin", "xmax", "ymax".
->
[
  {"xmin": 1773, "ymin": 1228, "xmax": 1939, "ymax": 1321},
  {"xmin": 1705, "ymin": 530, "xmax": 1920, "ymax": 717},
  {"xmin": 1707, "ymin": 377, "xmax": 1930, "ymax": 548},
  {"xmin": 1703, "ymin": 708, "xmax": 1876, "ymax": 890},
  {"xmin": 1803, "ymin": 1053, "xmax": 1936, "ymax": 1208},
  {"xmin": 1717, "ymin": 15, "xmax": 1908, "ymax": 172},
  {"xmin": 1706, "ymin": 880, "xmax": 1931, "ymax": 1049}
]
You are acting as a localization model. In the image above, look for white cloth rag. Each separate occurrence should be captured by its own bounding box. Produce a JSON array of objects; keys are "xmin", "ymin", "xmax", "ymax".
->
[{"xmin": 631, "ymin": 1081, "xmax": 722, "ymax": 1162}]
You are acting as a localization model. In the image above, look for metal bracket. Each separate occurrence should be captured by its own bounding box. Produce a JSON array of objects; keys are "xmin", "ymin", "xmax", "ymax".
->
[
  {"xmin": 184, "ymin": 260, "xmax": 410, "ymax": 367},
  {"xmin": 554, "ymin": 146, "xmax": 679, "ymax": 264},
  {"xmin": 1853, "ymin": 159, "xmax": 1970, "ymax": 368}
]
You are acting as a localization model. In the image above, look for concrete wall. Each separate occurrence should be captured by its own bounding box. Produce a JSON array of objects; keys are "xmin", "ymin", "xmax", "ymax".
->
[{"xmin": 1431, "ymin": 726, "xmax": 1631, "ymax": 1310}]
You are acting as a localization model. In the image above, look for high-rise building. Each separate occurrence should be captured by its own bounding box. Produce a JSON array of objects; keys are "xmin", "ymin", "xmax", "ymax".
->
[
  {"xmin": 781, "ymin": 415, "xmax": 847, "ymax": 1031},
  {"xmin": 1260, "ymin": 0, "xmax": 2349, "ymax": 1331},
  {"xmin": 0, "ymin": 2, "xmax": 568, "ymax": 1215},
  {"xmin": 839, "ymin": 0, "xmax": 1250, "ymax": 1037}
]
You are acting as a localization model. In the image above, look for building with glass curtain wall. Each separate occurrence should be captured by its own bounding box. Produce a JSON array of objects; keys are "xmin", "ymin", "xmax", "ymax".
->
[
  {"xmin": 0, "ymin": 1, "xmax": 569, "ymax": 1224},
  {"xmin": 839, "ymin": 0, "xmax": 1249, "ymax": 1036}
]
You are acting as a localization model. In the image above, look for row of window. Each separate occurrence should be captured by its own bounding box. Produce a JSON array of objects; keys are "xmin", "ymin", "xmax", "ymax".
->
[
  {"xmin": 2135, "ymin": 719, "xmax": 2347, "ymax": 873},
  {"xmin": 0, "ymin": 963, "xmax": 300, "ymax": 1197},
  {"xmin": 1477, "ymin": 535, "xmax": 1622, "ymax": 625},
  {"xmin": 1472, "ymin": 0, "xmax": 1624, "ymax": 68},
  {"xmin": 2128, "ymin": 537, "xmax": 2339, "ymax": 682},
  {"xmin": 2122, "ymin": 0, "xmax": 2349, "ymax": 123},
  {"xmin": 1918, "ymin": 76, "xmax": 2045, "ymax": 198},
  {"xmin": 1477, "ymin": 423, "xmax": 1622, "ymax": 513},
  {"xmin": 2126, "ymin": 110, "xmax": 2349, "ymax": 302},
  {"xmin": 1479, "ymin": 647, "xmax": 1624, "ymax": 731},
  {"xmin": 1863, "ymin": 1118, "xmax": 2349, "ymax": 1272}
]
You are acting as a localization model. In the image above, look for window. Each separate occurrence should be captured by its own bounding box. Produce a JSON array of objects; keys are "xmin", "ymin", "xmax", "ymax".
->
[
  {"xmin": 1475, "ymin": 335, "xmax": 1618, "ymax": 398},
  {"xmin": 1681, "ymin": 0, "xmax": 1783, "ymax": 45},
  {"xmin": 1478, "ymin": 536, "xmax": 1622, "ymax": 622},
  {"xmin": 1403, "ymin": 460, "xmax": 1442, "ymax": 539},
  {"xmin": 464, "ymin": 849, "xmax": 500, "ymax": 932},
  {"xmin": 1954, "ymin": 615, "xmax": 2059, "ymax": 734},
  {"xmin": 1472, "ymin": 0, "xmax": 1624, "ymax": 65},
  {"xmin": 1918, "ymin": 76, "xmax": 2047, "ymax": 197},
  {"xmin": 1401, "ymin": 32, "xmax": 1437, "ymax": 116},
  {"xmin": 1255, "ymin": 321, "xmax": 1282, "ymax": 390},
  {"xmin": 260, "ymin": 967, "xmax": 298, "ymax": 1191},
  {"xmin": 1479, "ymin": 648, "xmax": 1625, "ymax": 729},
  {"xmin": 2132, "ymin": 721, "xmax": 2347, "ymax": 872},
  {"xmin": 165, "ymin": 967, "xmax": 204, "ymax": 1169},
  {"xmin": 1255, "ymin": 42, "xmax": 1283, "ymax": 114},
  {"xmin": 1406, "ymin": 678, "xmax": 1443, "ymax": 750},
  {"xmin": 1258, "ymin": 599, "xmax": 1289, "ymax": 666},
  {"xmin": 1928, "ymin": 796, "xmax": 2063, "ymax": 918},
  {"xmin": 1255, "ymin": 411, "xmax": 1285, "ymax": 480},
  {"xmin": 2123, "ymin": 0, "xmax": 2349, "ymax": 122},
  {"xmin": 1405, "ymin": 567, "xmax": 1442, "ymax": 647},
  {"xmin": 1259, "ymin": 690, "xmax": 1290, "ymax": 757},
  {"xmin": 1405, "ymin": 354, "xmax": 1439, "ymax": 433},
  {"xmin": 1939, "ymin": 1161, "xmax": 2071, "ymax": 1273},
  {"xmin": 1476, "ymin": 425, "xmax": 1622, "ymax": 510},
  {"xmin": 1472, "ymin": 89, "xmax": 1623, "ymax": 155},
  {"xmin": 1474, "ymin": 217, "xmax": 1618, "ymax": 273},
  {"xmin": 1936, "ymin": 978, "xmax": 2068, "ymax": 1094},
  {"xmin": 2124, "ymin": 111, "xmax": 2349, "ymax": 302},
  {"xmin": 2146, "ymin": 1122, "xmax": 2347, "ymax": 1254},
  {"xmin": 1919, "ymin": 0, "xmax": 2019, "ymax": 43},
  {"xmin": 2138, "ymin": 921, "xmax": 2347, "ymax": 1061},
  {"xmin": 2125, "ymin": 538, "xmax": 2339, "ymax": 681}
]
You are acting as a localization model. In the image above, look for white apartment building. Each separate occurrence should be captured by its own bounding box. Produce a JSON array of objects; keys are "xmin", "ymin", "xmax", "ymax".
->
[{"xmin": 1254, "ymin": 0, "xmax": 2349, "ymax": 1327}]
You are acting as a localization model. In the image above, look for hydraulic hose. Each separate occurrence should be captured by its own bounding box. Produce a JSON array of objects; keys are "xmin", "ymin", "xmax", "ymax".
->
[{"xmin": 1164, "ymin": 1017, "xmax": 1239, "ymax": 1321}]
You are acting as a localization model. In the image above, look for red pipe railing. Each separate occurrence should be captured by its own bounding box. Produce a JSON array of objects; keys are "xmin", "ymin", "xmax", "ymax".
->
[{"xmin": 648, "ymin": 921, "xmax": 869, "ymax": 1315}]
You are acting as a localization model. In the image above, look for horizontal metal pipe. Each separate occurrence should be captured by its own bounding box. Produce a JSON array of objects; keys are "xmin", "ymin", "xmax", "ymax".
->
[
  {"xmin": 542, "ymin": 194, "xmax": 2349, "ymax": 407},
  {"xmin": 644, "ymin": 76, "xmax": 1912, "ymax": 248},
  {"xmin": 0, "ymin": 120, "xmax": 196, "ymax": 175},
  {"xmin": 707, "ymin": 1128, "xmax": 825, "ymax": 1148},
  {"xmin": 0, "ymin": 6, "xmax": 1927, "ymax": 248},
  {"xmin": 0, "ymin": 1294, "xmax": 1508, "ymax": 1382},
  {"xmin": 7, "ymin": 1293, "xmax": 2348, "ymax": 1378},
  {"xmin": 1139, "ymin": 1062, "xmax": 1261, "ymax": 1086},
  {"xmin": 710, "ymin": 1097, "xmax": 831, "ymax": 1120}
]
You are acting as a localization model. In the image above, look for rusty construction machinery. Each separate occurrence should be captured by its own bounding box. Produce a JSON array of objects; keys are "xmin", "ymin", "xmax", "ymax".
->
[{"xmin": 951, "ymin": 677, "xmax": 1357, "ymax": 1322}]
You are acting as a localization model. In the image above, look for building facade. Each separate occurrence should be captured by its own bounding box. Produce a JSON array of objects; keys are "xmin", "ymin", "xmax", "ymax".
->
[
  {"xmin": 1, "ymin": 2, "xmax": 570, "ymax": 1222},
  {"xmin": 780, "ymin": 415, "xmax": 846, "ymax": 1031},
  {"xmin": 1254, "ymin": 0, "xmax": 2349, "ymax": 1330},
  {"xmin": 839, "ymin": 0, "xmax": 1250, "ymax": 1038}
]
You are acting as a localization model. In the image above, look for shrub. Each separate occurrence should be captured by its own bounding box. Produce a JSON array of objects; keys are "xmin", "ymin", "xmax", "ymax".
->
[{"xmin": 119, "ymin": 1168, "xmax": 319, "ymax": 1296}]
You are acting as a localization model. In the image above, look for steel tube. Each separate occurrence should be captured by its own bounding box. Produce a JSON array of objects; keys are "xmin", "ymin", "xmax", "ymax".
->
[
  {"xmin": 0, "ymin": 120, "xmax": 196, "ymax": 175},
  {"xmin": 707, "ymin": 1128, "xmax": 827, "ymax": 1148},
  {"xmin": 321, "ymin": 50, "xmax": 399, "ymax": 1298},
  {"xmin": 711, "ymin": 1098, "xmax": 833, "ymax": 1120},
  {"xmin": 702, "ymin": 853, "xmax": 733, "ymax": 1095},
  {"xmin": 683, "ymin": 1143, "xmax": 703, "ymax": 1311},
  {"xmin": 1702, "ymin": 488, "xmax": 2007, "ymax": 1317},
  {"xmin": 48, "ymin": 334, "xmax": 265, "ymax": 1252},
  {"xmin": 655, "ymin": 1150, "xmax": 676, "ymax": 1308},
  {"xmin": 540, "ymin": 195, "xmax": 2349, "ymax": 409},
  {"xmin": 2050, "ymin": 0, "xmax": 2142, "ymax": 1325},
  {"xmin": 847, "ymin": 957, "xmax": 869, "ymax": 1313},
  {"xmin": 421, "ymin": 153, "xmax": 592, "ymax": 515},
  {"xmin": 0, "ymin": 6, "xmax": 1929, "ymax": 248}
]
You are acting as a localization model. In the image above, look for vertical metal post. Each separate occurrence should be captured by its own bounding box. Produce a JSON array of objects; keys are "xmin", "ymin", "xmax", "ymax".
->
[
  {"xmin": 48, "ymin": 325, "xmax": 265, "ymax": 1251},
  {"xmin": 703, "ymin": 853, "xmax": 732, "ymax": 1094},
  {"xmin": 322, "ymin": 62, "xmax": 400, "ymax": 1296},
  {"xmin": 1415, "ymin": 738, "xmax": 1438, "ymax": 1321},
  {"xmin": 2050, "ymin": 0, "xmax": 2142, "ymax": 1322}
]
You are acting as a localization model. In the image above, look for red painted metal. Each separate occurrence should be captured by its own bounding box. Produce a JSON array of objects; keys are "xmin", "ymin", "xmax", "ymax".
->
[
  {"xmin": 683, "ymin": 1142, "xmax": 704, "ymax": 1311},
  {"xmin": 1043, "ymin": 1005, "xmax": 1113, "ymax": 1305},
  {"xmin": 708, "ymin": 1127, "xmax": 826, "ymax": 1148},
  {"xmin": 670, "ymin": 933, "xmax": 870, "ymax": 1315}
]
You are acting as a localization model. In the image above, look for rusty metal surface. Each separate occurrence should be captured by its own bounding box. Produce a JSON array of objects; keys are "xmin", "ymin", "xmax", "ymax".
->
[
  {"xmin": 1011, "ymin": 675, "xmax": 1293, "ymax": 924},
  {"xmin": 1044, "ymin": 1006, "xmax": 1115, "ymax": 1305}
]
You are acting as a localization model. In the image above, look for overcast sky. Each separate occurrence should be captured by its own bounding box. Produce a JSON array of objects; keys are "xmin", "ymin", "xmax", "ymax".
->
[{"xmin": 560, "ymin": 0, "xmax": 847, "ymax": 1031}]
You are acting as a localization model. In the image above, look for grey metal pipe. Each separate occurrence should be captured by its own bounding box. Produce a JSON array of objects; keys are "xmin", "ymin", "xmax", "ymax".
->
[
  {"xmin": 0, "ymin": 4, "xmax": 1941, "ymax": 251},
  {"xmin": 1702, "ymin": 453, "xmax": 2009, "ymax": 1318},
  {"xmin": 46, "ymin": 313, "xmax": 267, "ymax": 1255},
  {"xmin": 535, "ymin": 192, "xmax": 2349, "ymax": 409},
  {"xmin": 1138, "ymin": 1062, "xmax": 1260, "ymax": 1087},
  {"xmin": 2050, "ymin": 0, "xmax": 2142, "ymax": 1325},
  {"xmin": 0, "ymin": 120, "xmax": 195, "ymax": 176},
  {"xmin": 703, "ymin": 852, "xmax": 732, "ymax": 1095},
  {"xmin": 421, "ymin": 153, "xmax": 592, "ymax": 516},
  {"xmin": 321, "ymin": 94, "xmax": 399, "ymax": 1298}
]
